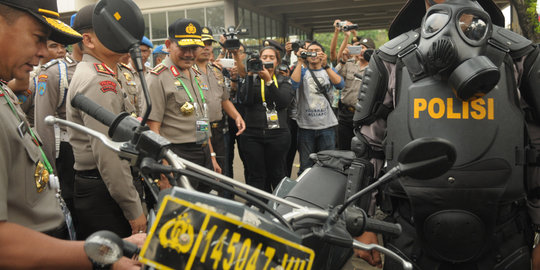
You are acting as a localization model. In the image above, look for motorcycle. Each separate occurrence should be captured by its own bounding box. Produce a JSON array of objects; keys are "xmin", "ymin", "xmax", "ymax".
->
[{"xmin": 55, "ymin": 1, "xmax": 456, "ymax": 269}]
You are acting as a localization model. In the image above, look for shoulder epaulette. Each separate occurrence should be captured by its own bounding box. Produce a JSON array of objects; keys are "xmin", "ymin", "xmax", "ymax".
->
[
  {"xmin": 64, "ymin": 55, "xmax": 75, "ymax": 65},
  {"xmin": 119, "ymin": 62, "xmax": 134, "ymax": 72},
  {"xmin": 94, "ymin": 63, "xmax": 114, "ymax": 76},
  {"xmin": 41, "ymin": 59, "xmax": 59, "ymax": 70},
  {"xmin": 150, "ymin": 64, "xmax": 167, "ymax": 75},
  {"xmin": 192, "ymin": 66, "xmax": 202, "ymax": 76},
  {"xmin": 210, "ymin": 63, "xmax": 222, "ymax": 72}
]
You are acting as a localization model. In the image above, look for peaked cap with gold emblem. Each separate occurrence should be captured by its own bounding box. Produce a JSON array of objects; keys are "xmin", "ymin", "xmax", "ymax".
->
[
  {"xmin": 0, "ymin": 0, "xmax": 82, "ymax": 45},
  {"xmin": 201, "ymin": 26, "xmax": 216, "ymax": 43},
  {"xmin": 168, "ymin": 18, "xmax": 204, "ymax": 47}
]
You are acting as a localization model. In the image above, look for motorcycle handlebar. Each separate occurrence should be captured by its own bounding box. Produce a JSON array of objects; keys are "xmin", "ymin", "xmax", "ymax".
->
[
  {"xmin": 363, "ymin": 217, "xmax": 402, "ymax": 237},
  {"xmin": 71, "ymin": 93, "xmax": 116, "ymax": 127}
]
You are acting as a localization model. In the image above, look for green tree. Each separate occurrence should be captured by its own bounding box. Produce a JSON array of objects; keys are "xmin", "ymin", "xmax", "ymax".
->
[{"xmin": 509, "ymin": 0, "xmax": 540, "ymax": 42}]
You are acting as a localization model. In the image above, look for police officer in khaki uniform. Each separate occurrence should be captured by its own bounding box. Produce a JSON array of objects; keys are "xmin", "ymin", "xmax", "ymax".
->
[
  {"xmin": 147, "ymin": 19, "xmax": 220, "ymax": 191},
  {"xmin": 34, "ymin": 51, "xmax": 80, "ymax": 217},
  {"xmin": 335, "ymin": 37, "xmax": 374, "ymax": 151},
  {"xmin": 0, "ymin": 0, "xmax": 143, "ymax": 268},
  {"xmin": 194, "ymin": 26, "xmax": 246, "ymax": 172},
  {"xmin": 66, "ymin": 4, "xmax": 145, "ymax": 240}
]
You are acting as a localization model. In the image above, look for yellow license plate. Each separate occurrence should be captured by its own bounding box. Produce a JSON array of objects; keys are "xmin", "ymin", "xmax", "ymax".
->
[{"xmin": 140, "ymin": 195, "xmax": 315, "ymax": 270}]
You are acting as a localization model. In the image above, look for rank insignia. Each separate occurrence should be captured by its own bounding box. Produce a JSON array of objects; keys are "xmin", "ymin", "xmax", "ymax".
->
[
  {"xmin": 34, "ymin": 161, "xmax": 49, "ymax": 192},
  {"xmin": 150, "ymin": 64, "xmax": 167, "ymax": 75},
  {"xmin": 99, "ymin": 80, "xmax": 117, "ymax": 94},
  {"xmin": 170, "ymin": 66, "xmax": 180, "ymax": 77},
  {"xmin": 94, "ymin": 63, "xmax": 110, "ymax": 75}
]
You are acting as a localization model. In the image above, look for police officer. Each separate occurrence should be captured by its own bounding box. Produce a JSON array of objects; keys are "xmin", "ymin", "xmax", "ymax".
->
[
  {"xmin": 66, "ymin": 4, "xmax": 146, "ymax": 240},
  {"xmin": 34, "ymin": 29, "xmax": 83, "ymax": 218},
  {"xmin": 146, "ymin": 18, "xmax": 219, "ymax": 191},
  {"xmin": 0, "ymin": 0, "xmax": 142, "ymax": 268},
  {"xmin": 353, "ymin": 0, "xmax": 540, "ymax": 269},
  {"xmin": 335, "ymin": 37, "xmax": 374, "ymax": 151},
  {"xmin": 194, "ymin": 26, "xmax": 246, "ymax": 173}
]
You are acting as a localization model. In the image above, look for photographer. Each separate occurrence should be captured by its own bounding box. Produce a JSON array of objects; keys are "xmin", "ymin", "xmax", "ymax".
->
[
  {"xmin": 237, "ymin": 47, "xmax": 293, "ymax": 193},
  {"xmin": 335, "ymin": 35, "xmax": 375, "ymax": 150},
  {"xmin": 291, "ymin": 41, "xmax": 344, "ymax": 175}
]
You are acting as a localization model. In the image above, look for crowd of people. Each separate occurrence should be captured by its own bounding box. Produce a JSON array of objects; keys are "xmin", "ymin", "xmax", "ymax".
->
[{"xmin": 2, "ymin": 0, "xmax": 540, "ymax": 269}]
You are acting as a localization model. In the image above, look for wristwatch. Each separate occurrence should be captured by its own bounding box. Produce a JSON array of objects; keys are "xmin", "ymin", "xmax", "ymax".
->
[
  {"xmin": 210, "ymin": 152, "xmax": 217, "ymax": 157},
  {"xmin": 265, "ymin": 80, "xmax": 274, "ymax": 87},
  {"xmin": 88, "ymin": 257, "xmax": 112, "ymax": 270},
  {"xmin": 323, "ymin": 64, "xmax": 331, "ymax": 70}
]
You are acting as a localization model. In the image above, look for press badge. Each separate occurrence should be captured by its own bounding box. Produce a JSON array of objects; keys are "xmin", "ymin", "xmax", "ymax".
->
[
  {"xmin": 195, "ymin": 103, "xmax": 210, "ymax": 144},
  {"xmin": 265, "ymin": 102, "xmax": 280, "ymax": 129}
]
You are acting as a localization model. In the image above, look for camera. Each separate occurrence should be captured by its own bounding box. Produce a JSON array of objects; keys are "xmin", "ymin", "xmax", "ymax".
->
[
  {"xmin": 291, "ymin": 40, "xmax": 306, "ymax": 53},
  {"xmin": 246, "ymin": 51, "xmax": 263, "ymax": 72},
  {"xmin": 277, "ymin": 63, "xmax": 289, "ymax": 73},
  {"xmin": 342, "ymin": 24, "xmax": 359, "ymax": 32},
  {"xmin": 263, "ymin": 62, "xmax": 274, "ymax": 69},
  {"xmin": 337, "ymin": 21, "xmax": 347, "ymax": 28},
  {"xmin": 348, "ymin": 45, "xmax": 363, "ymax": 55},
  {"xmin": 221, "ymin": 26, "xmax": 249, "ymax": 50},
  {"xmin": 300, "ymin": 51, "xmax": 318, "ymax": 59}
]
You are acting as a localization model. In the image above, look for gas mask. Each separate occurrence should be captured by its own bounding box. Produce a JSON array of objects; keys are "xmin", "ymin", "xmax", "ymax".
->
[{"xmin": 417, "ymin": 0, "xmax": 499, "ymax": 100}]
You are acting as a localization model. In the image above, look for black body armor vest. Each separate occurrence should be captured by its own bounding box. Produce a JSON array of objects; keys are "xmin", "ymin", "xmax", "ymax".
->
[{"xmin": 384, "ymin": 56, "xmax": 527, "ymax": 262}]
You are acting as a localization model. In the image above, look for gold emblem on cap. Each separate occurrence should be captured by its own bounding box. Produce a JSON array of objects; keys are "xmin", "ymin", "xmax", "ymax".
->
[
  {"xmin": 186, "ymin": 23, "xmax": 197, "ymax": 34},
  {"xmin": 264, "ymin": 41, "xmax": 269, "ymax": 46},
  {"xmin": 34, "ymin": 161, "xmax": 49, "ymax": 192},
  {"xmin": 202, "ymin": 28, "xmax": 209, "ymax": 34},
  {"xmin": 180, "ymin": 102, "xmax": 195, "ymax": 115}
]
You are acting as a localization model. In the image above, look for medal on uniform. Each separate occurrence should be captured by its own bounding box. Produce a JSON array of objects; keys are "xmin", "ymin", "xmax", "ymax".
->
[
  {"xmin": 34, "ymin": 161, "xmax": 49, "ymax": 192},
  {"xmin": 180, "ymin": 101, "xmax": 195, "ymax": 115},
  {"xmin": 174, "ymin": 80, "xmax": 181, "ymax": 86}
]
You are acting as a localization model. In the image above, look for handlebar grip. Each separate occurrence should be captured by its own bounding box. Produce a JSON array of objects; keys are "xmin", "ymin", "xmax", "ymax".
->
[
  {"xmin": 71, "ymin": 93, "xmax": 116, "ymax": 127},
  {"xmin": 364, "ymin": 217, "xmax": 402, "ymax": 237}
]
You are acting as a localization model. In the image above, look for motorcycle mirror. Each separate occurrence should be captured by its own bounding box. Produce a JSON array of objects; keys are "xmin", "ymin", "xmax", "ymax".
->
[
  {"xmin": 92, "ymin": 0, "xmax": 145, "ymax": 53},
  {"xmin": 84, "ymin": 230, "xmax": 124, "ymax": 266},
  {"xmin": 397, "ymin": 137, "xmax": 456, "ymax": 179}
]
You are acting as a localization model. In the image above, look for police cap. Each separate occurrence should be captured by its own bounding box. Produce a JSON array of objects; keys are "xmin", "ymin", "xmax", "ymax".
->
[
  {"xmin": 263, "ymin": 39, "xmax": 285, "ymax": 56},
  {"xmin": 141, "ymin": 36, "xmax": 153, "ymax": 48},
  {"xmin": 201, "ymin": 27, "xmax": 216, "ymax": 43},
  {"xmin": 168, "ymin": 18, "xmax": 204, "ymax": 47},
  {"xmin": 358, "ymin": 37, "xmax": 375, "ymax": 49},
  {"xmin": 71, "ymin": 4, "xmax": 95, "ymax": 32},
  {"xmin": 153, "ymin": 44, "xmax": 169, "ymax": 55},
  {"xmin": 0, "ymin": 0, "xmax": 82, "ymax": 44}
]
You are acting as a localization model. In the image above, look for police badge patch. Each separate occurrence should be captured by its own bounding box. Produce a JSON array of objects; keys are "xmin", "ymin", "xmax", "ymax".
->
[{"xmin": 38, "ymin": 74, "xmax": 48, "ymax": 96}]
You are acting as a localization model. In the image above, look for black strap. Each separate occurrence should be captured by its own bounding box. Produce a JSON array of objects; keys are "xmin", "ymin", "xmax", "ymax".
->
[
  {"xmin": 398, "ymin": 44, "xmax": 428, "ymax": 82},
  {"xmin": 307, "ymin": 68, "xmax": 332, "ymax": 106}
]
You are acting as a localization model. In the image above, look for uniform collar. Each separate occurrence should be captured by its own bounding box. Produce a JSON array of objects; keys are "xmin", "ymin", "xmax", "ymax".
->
[{"xmin": 162, "ymin": 56, "xmax": 190, "ymax": 79}]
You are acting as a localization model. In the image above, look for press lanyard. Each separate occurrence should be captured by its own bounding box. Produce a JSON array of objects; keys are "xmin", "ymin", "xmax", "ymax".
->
[
  {"xmin": 176, "ymin": 77, "xmax": 206, "ymax": 104},
  {"xmin": 260, "ymin": 74, "xmax": 279, "ymax": 103},
  {"xmin": 0, "ymin": 85, "xmax": 53, "ymax": 174}
]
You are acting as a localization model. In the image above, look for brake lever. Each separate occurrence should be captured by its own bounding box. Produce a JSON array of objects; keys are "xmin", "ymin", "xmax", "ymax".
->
[{"xmin": 352, "ymin": 240, "xmax": 413, "ymax": 270}]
